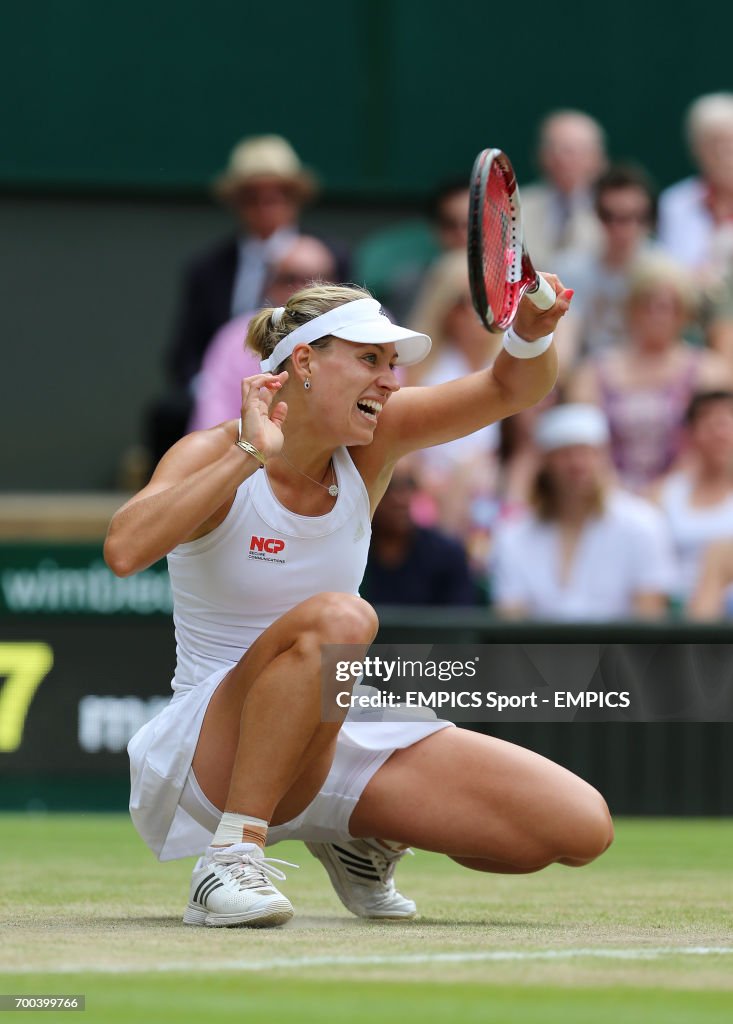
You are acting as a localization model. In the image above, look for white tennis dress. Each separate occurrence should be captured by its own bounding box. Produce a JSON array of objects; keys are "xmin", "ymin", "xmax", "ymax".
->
[{"xmin": 128, "ymin": 445, "xmax": 450, "ymax": 860}]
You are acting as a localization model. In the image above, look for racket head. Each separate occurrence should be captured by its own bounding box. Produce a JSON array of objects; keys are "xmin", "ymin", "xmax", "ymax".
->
[{"xmin": 468, "ymin": 148, "xmax": 541, "ymax": 333}]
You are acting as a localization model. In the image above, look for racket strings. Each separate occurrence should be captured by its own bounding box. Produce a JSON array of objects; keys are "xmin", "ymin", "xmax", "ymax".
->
[
  {"xmin": 482, "ymin": 168, "xmax": 519, "ymax": 325},
  {"xmin": 468, "ymin": 148, "xmax": 532, "ymax": 332}
]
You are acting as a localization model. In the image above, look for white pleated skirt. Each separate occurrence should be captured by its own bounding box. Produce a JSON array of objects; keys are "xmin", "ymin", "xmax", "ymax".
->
[{"xmin": 128, "ymin": 666, "xmax": 452, "ymax": 861}]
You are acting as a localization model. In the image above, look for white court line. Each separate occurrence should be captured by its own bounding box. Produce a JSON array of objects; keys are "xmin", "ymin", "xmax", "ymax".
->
[{"xmin": 3, "ymin": 946, "xmax": 732, "ymax": 975}]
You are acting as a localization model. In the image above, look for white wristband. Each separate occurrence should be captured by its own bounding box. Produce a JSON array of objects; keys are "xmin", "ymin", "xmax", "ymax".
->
[{"xmin": 502, "ymin": 326, "xmax": 554, "ymax": 359}]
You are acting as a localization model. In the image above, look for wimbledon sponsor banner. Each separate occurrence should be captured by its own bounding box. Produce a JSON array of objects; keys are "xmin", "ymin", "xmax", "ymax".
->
[
  {"xmin": 0, "ymin": 623, "xmax": 175, "ymax": 773},
  {"xmin": 0, "ymin": 546, "xmax": 172, "ymax": 615}
]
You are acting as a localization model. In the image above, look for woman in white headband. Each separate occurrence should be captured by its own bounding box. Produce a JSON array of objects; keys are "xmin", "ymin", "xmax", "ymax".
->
[{"xmin": 105, "ymin": 277, "xmax": 612, "ymax": 929}]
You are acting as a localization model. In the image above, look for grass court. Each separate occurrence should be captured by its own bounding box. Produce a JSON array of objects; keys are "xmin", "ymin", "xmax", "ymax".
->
[{"xmin": 2, "ymin": 815, "xmax": 731, "ymax": 1022}]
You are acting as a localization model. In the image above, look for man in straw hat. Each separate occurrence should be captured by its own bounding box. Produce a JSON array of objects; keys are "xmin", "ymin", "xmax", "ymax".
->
[
  {"xmin": 148, "ymin": 135, "xmax": 348, "ymax": 463},
  {"xmin": 211, "ymin": 135, "xmax": 320, "ymax": 325}
]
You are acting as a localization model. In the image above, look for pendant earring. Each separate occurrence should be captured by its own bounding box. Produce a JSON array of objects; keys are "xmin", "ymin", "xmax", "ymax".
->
[{"xmin": 304, "ymin": 378, "xmax": 311, "ymax": 390}]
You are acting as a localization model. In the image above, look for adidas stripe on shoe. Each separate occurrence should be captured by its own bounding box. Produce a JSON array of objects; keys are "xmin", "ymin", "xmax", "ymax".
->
[
  {"xmin": 306, "ymin": 839, "xmax": 417, "ymax": 920},
  {"xmin": 183, "ymin": 842, "xmax": 296, "ymax": 928}
]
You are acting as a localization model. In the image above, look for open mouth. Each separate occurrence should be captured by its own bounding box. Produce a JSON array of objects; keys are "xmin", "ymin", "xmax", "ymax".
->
[{"xmin": 356, "ymin": 399, "xmax": 382, "ymax": 422}]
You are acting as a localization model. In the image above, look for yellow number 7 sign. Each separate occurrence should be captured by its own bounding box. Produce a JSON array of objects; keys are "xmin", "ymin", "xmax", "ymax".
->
[{"xmin": 0, "ymin": 643, "xmax": 54, "ymax": 752}]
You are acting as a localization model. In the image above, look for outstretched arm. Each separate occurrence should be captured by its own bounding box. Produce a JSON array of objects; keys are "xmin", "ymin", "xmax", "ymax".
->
[{"xmin": 374, "ymin": 276, "xmax": 571, "ymax": 461}]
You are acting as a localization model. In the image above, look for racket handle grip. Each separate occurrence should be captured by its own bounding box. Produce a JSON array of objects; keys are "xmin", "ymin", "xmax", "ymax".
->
[{"xmin": 527, "ymin": 273, "xmax": 557, "ymax": 311}]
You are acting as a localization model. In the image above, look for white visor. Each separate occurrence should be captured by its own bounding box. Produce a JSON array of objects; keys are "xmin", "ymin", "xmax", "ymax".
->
[
  {"xmin": 535, "ymin": 404, "xmax": 610, "ymax": 451},
  {"xmin": 259, "ymin": 297, "xmax": 432, "ymax": 372}
]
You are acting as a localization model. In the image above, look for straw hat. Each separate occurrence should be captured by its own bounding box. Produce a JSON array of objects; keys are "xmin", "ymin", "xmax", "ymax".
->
[{"xmin": 212, "ymin": 135, "xmax": 318, "ymax": 202}]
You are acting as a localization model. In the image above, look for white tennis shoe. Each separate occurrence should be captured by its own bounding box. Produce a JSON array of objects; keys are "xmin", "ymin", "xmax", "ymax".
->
[
  {"xmin": 306, "ymin": 839, "xmax": 417, "ymax": 919},
  {"xmin": 183, "ymin": 843, "xmax": 296, "ymax": 928}
]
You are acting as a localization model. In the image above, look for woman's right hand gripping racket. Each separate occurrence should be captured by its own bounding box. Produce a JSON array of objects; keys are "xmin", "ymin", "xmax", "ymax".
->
[{"xmin": 468, "ymin": 148, "xmax": 558, "ymax": 334}]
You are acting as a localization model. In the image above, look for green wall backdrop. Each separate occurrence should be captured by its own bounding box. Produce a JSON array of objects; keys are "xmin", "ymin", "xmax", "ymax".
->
[
  {"xmin": 2, "ymin": 0, "xmax": 733, "ymax": 489},
  {"xmin": 2, "ymin": 0, "xmax": 731, "ymax": 197}
]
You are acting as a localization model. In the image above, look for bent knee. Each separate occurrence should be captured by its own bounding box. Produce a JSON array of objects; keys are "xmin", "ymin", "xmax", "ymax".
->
[
  {"xmin": 517, "ymin": 788, "xmax": 613, "ymax": 871},
  {"xmin": 560, "ymin": 789, "xmax": 614, "ymax": 866},
  {"xmin": 304, "ymin": 592, "xmax": 379, "ymax": 646}
]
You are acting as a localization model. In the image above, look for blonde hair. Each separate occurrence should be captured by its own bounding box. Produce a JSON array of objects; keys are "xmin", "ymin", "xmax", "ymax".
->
[
  {"xmin": 626, "ymin": 254, "xmax": 699, "ymax": 320},
  {"xmin": 406, "ymin": 251, "xmax": 471, "ymax": 370},
  {"xmin": 246, "ymin": 283, "xmax": 371, "ymax": 370}
]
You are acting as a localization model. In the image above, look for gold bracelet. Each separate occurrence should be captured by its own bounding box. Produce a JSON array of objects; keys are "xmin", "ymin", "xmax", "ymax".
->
[{"xmin": 234, "ymin": 439, "xmax": 267, "ymax": 467}]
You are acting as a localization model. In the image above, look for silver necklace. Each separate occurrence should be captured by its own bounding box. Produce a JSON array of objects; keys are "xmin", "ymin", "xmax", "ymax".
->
[{"xmin": 278, "ymin": 451, "xmax": 339, "ymax": 497}]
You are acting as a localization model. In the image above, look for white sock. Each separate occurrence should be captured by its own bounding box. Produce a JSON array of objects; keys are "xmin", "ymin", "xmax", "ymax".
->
[{"xmin": 211, "ymin": 812, "xmax": 268, "ymax": 849}]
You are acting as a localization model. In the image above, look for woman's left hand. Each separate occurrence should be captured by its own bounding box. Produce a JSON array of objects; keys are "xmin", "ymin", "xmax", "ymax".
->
[{"xmin": 512, "ymin": 274, "xmax": 574, "ymax": 342}]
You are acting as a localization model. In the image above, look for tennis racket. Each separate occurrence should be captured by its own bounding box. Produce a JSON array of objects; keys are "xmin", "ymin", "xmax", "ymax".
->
[{"xmin": 468, "ymin": 147, "xmax": 557, "ymax": 334}]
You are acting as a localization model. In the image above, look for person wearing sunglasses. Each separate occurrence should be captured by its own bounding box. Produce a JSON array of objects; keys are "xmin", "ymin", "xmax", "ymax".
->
[{"xmin": 553, "ymin": 164, "xmax": 659, "ymax": 374}]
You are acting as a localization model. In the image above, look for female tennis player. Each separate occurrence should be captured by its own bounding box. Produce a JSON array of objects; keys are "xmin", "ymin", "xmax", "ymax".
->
[{"xmin": 105, "ymin": 279, "xmax": 613, "ymax": 928}]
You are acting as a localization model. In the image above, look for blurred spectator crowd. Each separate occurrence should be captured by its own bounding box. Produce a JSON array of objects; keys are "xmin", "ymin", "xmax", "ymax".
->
[{"xmin": 146, "ymin": 93, "xmax": 733, "ymax": 621}]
